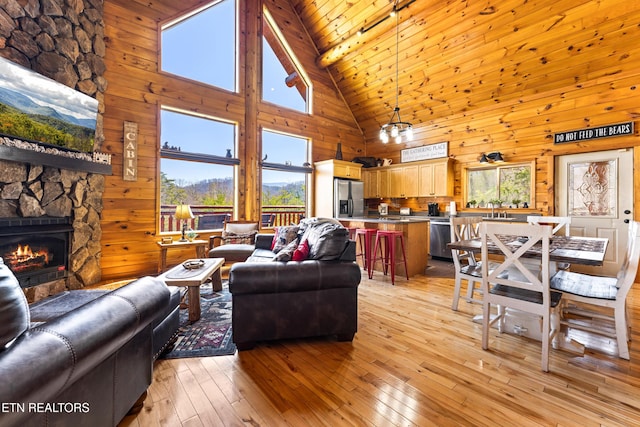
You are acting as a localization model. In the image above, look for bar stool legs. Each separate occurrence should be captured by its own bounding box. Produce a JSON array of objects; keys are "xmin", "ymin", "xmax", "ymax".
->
[
  {"xmin": 371, "ymin": 230, "xmax": 409, "ymax": 285},
  {"xmin": 355, "ymin": 228, "xmax": 377, "ymax": 278}
]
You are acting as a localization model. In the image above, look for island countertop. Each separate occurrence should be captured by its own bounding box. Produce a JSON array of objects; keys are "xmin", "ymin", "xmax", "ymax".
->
[{"xmin": 340, "ymin": 216, "xmax": 437, "ymax": 224}]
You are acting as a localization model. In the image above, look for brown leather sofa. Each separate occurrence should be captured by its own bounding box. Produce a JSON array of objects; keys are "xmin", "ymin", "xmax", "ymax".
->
[
  {"xmin": 228, "ymin": 218, "xmax": 361, "ymax": 350},
  {"xmin": 0, "ymin": 259, "xmax": 179, "ymax": 427}
]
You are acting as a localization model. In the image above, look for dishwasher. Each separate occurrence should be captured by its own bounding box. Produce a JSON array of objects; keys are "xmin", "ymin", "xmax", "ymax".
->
[{"xmin": 429, "ymin": 218, "xmax": 452, "ymax": 261}]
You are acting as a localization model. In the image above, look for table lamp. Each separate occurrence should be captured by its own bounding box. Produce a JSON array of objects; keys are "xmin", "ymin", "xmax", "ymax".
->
[{"xmin": 174, "ymin": 204, "xmax": 194, "ymax": 242}]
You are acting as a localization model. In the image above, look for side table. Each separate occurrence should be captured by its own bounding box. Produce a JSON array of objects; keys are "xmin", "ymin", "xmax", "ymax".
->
[{"xmin": 156, "ymin": 239, "xmax": 207, "ymax": 272}]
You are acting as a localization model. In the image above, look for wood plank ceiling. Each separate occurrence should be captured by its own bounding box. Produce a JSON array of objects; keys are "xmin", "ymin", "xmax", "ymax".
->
[{"xmin": 126, "ymin": 0, "xmax": 640, "ymax": 152}]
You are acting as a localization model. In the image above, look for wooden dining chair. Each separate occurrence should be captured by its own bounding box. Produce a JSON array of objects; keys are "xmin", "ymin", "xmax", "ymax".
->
[
  {"xmin": 480, "ymin": 222, "xmax": 562, "ymax": 372},
  {"xmin": 550, "ymin": 220, "xmax": 640, "ymax": 360},
  {"xmin": 450, "ymin": 216, "xmax": 485, "ymax": 310}
]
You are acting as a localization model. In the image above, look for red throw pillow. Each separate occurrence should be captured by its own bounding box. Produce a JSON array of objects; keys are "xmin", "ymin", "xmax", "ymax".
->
[
  {"xmin": 271, "ymin": 227, "xmax": 279, "ymax": 250},
  {"xmin": 292, "ymin": 240, "xmax": 310, "ymax": 261}
]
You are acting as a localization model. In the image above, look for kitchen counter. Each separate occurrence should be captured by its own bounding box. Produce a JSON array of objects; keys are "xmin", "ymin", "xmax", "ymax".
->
[
  {"xmin": 339, "ymin": 217, "xmax": 431, "ymax": 278},
  {"xmin": 343, "ymin": 216, "xmax": 435, "ymax": 223}
]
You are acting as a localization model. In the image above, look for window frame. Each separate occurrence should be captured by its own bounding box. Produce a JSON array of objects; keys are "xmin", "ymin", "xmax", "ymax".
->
[
  {"xmin": 260, "ymin": 128, "xmax": 313, "ymax": 220},
  {"xmin": 159, "ymin": 0, "xmax": 239, "ymax": 93},
  {"xmin": 464, "ymin": 160, "xmax": 535, "ymax": 208},
  {"xmin": 158, "ymin": 106, "xmax": 240, "ymax": 234},
  {"xmin": 261, "ymin": 7, "xmax": 313, "ymax": 114}
]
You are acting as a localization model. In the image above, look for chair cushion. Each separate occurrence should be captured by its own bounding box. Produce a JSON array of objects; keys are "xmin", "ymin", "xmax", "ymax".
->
[
  {"xmin": 0, "ymin": 259, "xmax": 30, "ymax": 349},
  {"xmin": 209, "ymin": 243, "xmax": 255, "ymax": 262},
  {"xmin": 550, "ymin": 270, "xmax": 618, "ymax": 300},
  {"xmin": 491, "ymin": 284, "xmax": 562, "ymax": 307},
  {"xmin": 222, "ymin": 222, "xmax": 259, "ymax": 244}
]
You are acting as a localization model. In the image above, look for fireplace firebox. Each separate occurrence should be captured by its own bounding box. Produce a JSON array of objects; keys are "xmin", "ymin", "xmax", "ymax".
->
[{"xmin": 0, "ymin": 217, "xmax": 72, "ymax": 288}]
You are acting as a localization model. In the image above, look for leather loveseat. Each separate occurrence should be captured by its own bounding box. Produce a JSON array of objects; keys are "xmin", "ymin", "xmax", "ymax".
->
[
  {"xmin": 0, "ymin": 258, "xmax": 179, "ymax": 427},
  {"xmin": 228, "ymin": 218, "xmax": 361, "ymax": 350}
]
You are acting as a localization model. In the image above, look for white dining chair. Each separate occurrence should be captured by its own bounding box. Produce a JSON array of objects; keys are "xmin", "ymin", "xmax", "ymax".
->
[
  {"xmin": 527, "ymin": 215, "xmax": 571, "ymax": 270},
  {"xmin": 527, "ymin": 215, "xmax": 571, "ymax": 236},
  {"xmin": 450, "ymin": 216, "xmax": 485, "ymax": 310},
  {"xmin": 550, "ymin": 220, "xmax": 640, "ymax": 360},
  {"xmin": 480, "ymin": 222, "xmax": 562, "ymax": 372}
]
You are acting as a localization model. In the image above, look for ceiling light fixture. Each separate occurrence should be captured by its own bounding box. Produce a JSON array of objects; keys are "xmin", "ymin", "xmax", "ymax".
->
[
  {"xmin": 479, "ymin": 152, "xmax": 505, "ymax": 163},
  {"xmin": 379, "ymin": 1, "xmax": 413, "ymax": 144}
]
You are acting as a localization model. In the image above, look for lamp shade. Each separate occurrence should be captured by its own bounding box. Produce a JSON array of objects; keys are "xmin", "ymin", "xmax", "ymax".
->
[{"xmin": 174, "ymin": 204, "xmax": 194, "ymax": 220}]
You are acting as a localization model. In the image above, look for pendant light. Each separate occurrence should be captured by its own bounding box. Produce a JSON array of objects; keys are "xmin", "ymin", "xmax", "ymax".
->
[{"xmin": 379, "ymin": 2, "xmax": 413, "ymax": 144}]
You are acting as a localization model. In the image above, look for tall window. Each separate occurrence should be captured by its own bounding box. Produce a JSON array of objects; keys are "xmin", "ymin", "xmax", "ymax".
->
[
  {"xmin": 466, "ymin": 162, "xmax": 533, "ymax": 208},
  {"xmin": 262, "ymin": 8, "xmax": 311, "ymax": 113},
  {"xmin": 261, "ymin": 130, "xmax": 311, "ymax": 225},
  {"xmin": 160, "ymin": 107, "xmax": 239, "ymax": 232},
  {"xmin": 161, "ymin": 0, "xmax": 236, "ymax": 92}
]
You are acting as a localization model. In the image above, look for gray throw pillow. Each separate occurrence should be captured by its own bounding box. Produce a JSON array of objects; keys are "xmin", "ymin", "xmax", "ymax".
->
[
  {"xmin": 273, "ymin": 238, "xmax": 299, "ymax": 262},
  {"xmin": 0, "ymin": 258, "xmax": 30, "ymax": 349},
  {"xmin": 272, "ymin": 226, "xmax": 300, "ymax": 254}
]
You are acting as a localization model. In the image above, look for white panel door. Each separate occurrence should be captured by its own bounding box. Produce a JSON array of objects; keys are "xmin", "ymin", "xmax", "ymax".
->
[{"xmin": 556, "ymin": 148, "xmax": 634, "ymax": 276}]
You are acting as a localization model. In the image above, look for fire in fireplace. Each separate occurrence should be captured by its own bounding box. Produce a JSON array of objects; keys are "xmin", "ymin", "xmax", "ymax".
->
[{"xmin": 0, "ymin": 217, "xmax": 72, "ymax": 288}]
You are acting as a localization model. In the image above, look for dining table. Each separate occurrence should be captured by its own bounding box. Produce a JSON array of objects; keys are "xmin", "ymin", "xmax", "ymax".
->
[{"xmin": 447, "ymin": 233, "xmax": 609, "ymax": 354}]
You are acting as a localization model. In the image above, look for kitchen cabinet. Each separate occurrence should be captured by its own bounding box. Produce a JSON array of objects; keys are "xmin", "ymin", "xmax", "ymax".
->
[
  {"xmin": 363, "ymin": 158, "xmax": 453, "ymax": 199},
  {"xmin": 418, "ymin": 159, "xmax": 453, "ymax": 196},
  {"xmin": 389, "ymin": 165, "xmax": 419, "ymax": 197},
  {"xmin": 315, "ymin": 159, "xmax": 362, "ymax": 180},
  {"xmin": 314, "ymin": 159, "xmax": 363, "ymax": 217},
  {"xmin": 363, "ymin": 169, "xmax": 389, "ymax": 198}
]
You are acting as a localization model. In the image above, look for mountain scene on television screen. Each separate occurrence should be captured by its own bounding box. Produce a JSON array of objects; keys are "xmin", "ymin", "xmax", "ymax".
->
[{"xmin": 0, "ymin": 87, "xmax": 96, "ymax": 153}]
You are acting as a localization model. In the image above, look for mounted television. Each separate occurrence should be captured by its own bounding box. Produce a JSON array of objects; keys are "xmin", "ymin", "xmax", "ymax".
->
[{"xmin": 0, "ymin": 56, "xmax": 98, "ymax": 153}]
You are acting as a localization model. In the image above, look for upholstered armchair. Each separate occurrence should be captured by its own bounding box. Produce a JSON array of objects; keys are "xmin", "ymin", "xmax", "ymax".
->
[{"xmin": 208, "ymin": 220, "xmax": 260, "ymax": 271}]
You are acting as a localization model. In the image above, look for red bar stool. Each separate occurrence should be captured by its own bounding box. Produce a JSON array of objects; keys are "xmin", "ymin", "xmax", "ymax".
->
[
  {"xmin": 371, "ymin": 230, "xmax": 409, "ymax": 285},
  {"xmin": 346, "ymin": 227, "xmax": 357, "ymax": 240},
  {"xmin": 355, "ymin": 228, "xmax": 377, "ymax": 277}
]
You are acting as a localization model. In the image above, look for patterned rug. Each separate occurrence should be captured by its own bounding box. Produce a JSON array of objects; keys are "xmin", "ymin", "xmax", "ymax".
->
[{"xmin": 161, "ymin": 282, "xmax": 236, "ymax": 359}]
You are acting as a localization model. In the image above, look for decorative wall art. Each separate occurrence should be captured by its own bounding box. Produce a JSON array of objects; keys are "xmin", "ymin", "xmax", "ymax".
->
[
  {"xmin": 568, "ymin": 159, "xmax": 617, "ymax": 217},
  {"xmin": 123, "ymin": 121, "xmax": 138, "ymax": 181}
]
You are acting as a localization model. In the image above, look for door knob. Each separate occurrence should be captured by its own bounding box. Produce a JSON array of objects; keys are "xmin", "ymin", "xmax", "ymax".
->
[
  {"xmin": 624, "ymin": 210, "xmax": 631, "ymax": 215},
  {"xmin": 624, "ymin": 219, "xmax": 630, "ymax": 224}
]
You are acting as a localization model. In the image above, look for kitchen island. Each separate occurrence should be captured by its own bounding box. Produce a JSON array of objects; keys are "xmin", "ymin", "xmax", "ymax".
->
[{"xmin": 338, "ymin": 217, "xmax": 431, "ymax": 278}]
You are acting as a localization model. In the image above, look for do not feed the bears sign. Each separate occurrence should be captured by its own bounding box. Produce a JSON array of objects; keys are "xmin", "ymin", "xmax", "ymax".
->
[{"xmin": 554, "ymin": 122, "xmax": 634, "ymax": 144}]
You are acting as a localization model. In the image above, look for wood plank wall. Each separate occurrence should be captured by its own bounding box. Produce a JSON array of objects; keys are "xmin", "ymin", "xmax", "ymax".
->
[
  {"xmin": 351, "ymin": 0, "xmax": 640, "ymax": 216},
  {"xmin": 101, "ymin": 0, "xmax": 365, "ymax": 280}
]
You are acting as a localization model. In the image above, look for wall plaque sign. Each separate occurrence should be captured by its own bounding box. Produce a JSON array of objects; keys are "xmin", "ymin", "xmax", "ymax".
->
[
  {"xmin": 554, "ymin": 122, "xmax": 634, "ymax": 144},
  {"xmin": 401, "ymin": 141, "xmax": 448, "ymax": 162},
  {"xmin": 123, "ymin": 121, "xmax": 138, "ymax": 181}
]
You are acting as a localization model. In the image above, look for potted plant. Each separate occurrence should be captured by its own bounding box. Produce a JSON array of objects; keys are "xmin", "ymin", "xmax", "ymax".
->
[
  {"xmin": 489, "ymin": 198, "xmax": 503, "ymax": 208},
  {"xmin": 467, "ymin": 199, "xmax": 477, "ymax": 208},
  {"xmin": 511, "ymin": 198, "xmax": 521, "ymax": 208}
]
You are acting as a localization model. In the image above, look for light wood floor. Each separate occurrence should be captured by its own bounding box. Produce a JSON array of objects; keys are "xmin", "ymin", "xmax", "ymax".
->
[{"xmin": 119, "ymin": 261, "xmax": 640, "ymax": 427}]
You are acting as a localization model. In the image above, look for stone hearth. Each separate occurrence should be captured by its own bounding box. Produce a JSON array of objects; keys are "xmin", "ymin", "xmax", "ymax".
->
[{"xmin": 0, "ymin": 158, "xmax": 104, "ymax": 302}]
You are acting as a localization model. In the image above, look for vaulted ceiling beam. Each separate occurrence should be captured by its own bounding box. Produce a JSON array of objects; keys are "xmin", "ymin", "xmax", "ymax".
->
[{"xmin": 315, "ymin": 0, "xmax": 416, "ymax": 69}]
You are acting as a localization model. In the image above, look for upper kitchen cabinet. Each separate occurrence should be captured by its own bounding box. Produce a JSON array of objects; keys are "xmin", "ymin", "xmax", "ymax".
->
[
  {"xmin": 363, "ymin": 158, "xmax": 453, "ymax": 198},
  {"xmin": 315, "ymin": 159, "xmax": 362, "ymax": 180},
  {"xmin": 418, "ymin": 158, "xmax": 453, "ymax": 197},
  {"xmin": 389, "ymin": 165, "xmax": 419, "ymax": 197},
  {"xmin": 363, "ymin": 169, "xmax": 389, "ymax": 198}
]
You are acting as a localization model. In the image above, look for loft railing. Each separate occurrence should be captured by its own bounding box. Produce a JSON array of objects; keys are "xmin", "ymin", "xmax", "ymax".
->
[{"xmin": 160, "ymin": 205, "xmax": 305, "ymax": 232}]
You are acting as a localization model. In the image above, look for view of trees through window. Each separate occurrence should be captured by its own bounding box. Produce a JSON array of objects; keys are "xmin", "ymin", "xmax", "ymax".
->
[
  {"xmin": 158, "ymin": 1, "xmax": 312, "ymax": 231},
  {"xmin": 159, "ymin": 108, "xmax": 236, "ymax": 232},
  {"xmin": 467, "ymin": 164, "xmax": 532, "ymax": 207},
  {"xmin": 261, "ymin": 130, "xmax": 310, "ymax": 222}
]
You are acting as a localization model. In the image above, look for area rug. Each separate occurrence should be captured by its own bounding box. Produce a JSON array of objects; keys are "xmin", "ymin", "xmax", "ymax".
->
[{"xmin": 161, "ymin": 282, "xmax": 236, "ymax": 359}]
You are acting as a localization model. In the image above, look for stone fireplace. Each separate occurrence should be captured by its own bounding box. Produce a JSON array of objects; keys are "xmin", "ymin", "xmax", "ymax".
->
[{"xmin": 0, "ymin": 158, "xmax": 105, "ymax": 302}]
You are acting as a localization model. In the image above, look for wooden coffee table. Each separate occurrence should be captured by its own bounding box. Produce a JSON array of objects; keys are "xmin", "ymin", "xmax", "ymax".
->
[{"xmin": 157, "ymin": 258, "xmax": 225, "ymax": 322}]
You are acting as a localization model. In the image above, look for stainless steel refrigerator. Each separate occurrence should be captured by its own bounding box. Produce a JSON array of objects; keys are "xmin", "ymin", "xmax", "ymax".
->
[{"xmin": 334, "ymin": 178, "xmax": 364, "ymax": 218}]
